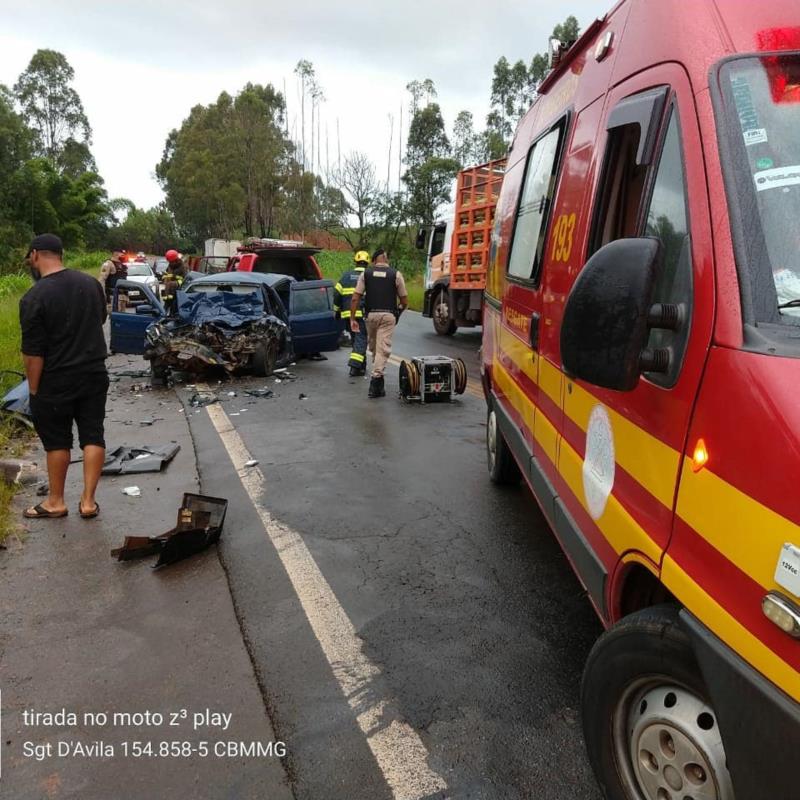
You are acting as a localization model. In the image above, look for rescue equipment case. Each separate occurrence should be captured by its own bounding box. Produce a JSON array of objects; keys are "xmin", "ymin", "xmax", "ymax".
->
[{"xmin": 398, "ymin": 355, "xmax": 468, "ymax": 403}]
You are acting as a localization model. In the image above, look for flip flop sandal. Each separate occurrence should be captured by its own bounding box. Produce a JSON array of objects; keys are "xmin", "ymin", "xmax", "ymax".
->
[
  {"xmin": 23, "ymin": 504, "xmax": 68, "ymax": 519},
  {"xmin": 79, "ymin": 502, "xmax": 100, "ymax": 519}
]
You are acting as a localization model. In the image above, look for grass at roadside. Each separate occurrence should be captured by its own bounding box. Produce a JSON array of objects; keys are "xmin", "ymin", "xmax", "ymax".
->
[{"xmin": 316, "ymin": 250, "xmax": 425, "ymax": 312}]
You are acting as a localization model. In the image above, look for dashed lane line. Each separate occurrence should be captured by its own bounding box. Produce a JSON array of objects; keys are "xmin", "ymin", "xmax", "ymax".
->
[{"xmin": 201, "ymin": 393, "xmax": 448, "ymax": 800}]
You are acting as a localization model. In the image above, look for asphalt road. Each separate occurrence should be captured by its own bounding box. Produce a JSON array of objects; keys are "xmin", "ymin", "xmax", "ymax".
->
[{"xmin": 185, "ymin": 311, "xmax": 603, "ymax": 800}]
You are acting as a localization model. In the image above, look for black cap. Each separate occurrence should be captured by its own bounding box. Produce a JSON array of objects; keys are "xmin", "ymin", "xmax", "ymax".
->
[
  {"xmin": 26, "ymin": 233, "xmax": 63, "ymax": 258},
  {"xmin": 372, "ymin": 248, "xmax": 386, "ymax": 262}
]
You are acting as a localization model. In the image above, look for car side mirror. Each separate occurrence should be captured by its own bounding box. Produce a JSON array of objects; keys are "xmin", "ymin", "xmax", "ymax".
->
[
  {"xmin": 561, "ymin": 238, "xmax": 666, "ymax": 392},
  {"xmin": 415, "ymin": 228, "xmax": 427, "ymax": 250},
  {"xmin": 136, "ymin": 303, "xmax": 156, "ymax": 316}
]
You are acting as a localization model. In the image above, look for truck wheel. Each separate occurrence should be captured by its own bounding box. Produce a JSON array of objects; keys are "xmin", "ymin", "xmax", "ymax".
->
[
  {"xmin": 252, "ymin": 342, "xmax": 277, "ymax": 377},
  {"xmin": 486, "ymin": 405, "xmax": 521, "ymax": 484},
  {"xmin": 433, "ymin": 289, "xmax": 457, "ymax": 336},
  {"xmin": 581, "ymin": 605, "xmax": 734, "ymax": 800}
]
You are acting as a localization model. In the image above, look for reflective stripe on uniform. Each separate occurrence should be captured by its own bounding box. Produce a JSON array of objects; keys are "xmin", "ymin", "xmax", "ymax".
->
[
  {"xmin": 340, "ymin": 309, "xmax": 363, "ymax": 319},
  {"xmin": 349, "ymin": 352, "xmax": 365, "ymax": 363},
  {"xmin": 340, "ymin": 287, "xmax": 355, "ymax": 296}
]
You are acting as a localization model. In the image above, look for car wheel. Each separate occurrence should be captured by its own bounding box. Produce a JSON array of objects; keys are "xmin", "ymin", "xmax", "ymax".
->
[
  {"xmin": 432, "ymin": 289, "xmax": 457, "ymax": 336},
  {"xmin": 486, "ymin": 404, "xmax": 521, "ymax": 484},
  {"xmin": 582, "ymin": 605, "xmax": 734, "ymax": 800},
  {"xmin": 252, "ymin": 341, "xmax": 277, "ymax": 377}
]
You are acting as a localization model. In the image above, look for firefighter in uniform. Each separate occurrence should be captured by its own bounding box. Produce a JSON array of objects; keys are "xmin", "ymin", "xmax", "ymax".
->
[
  {"xmin": 162, "ymin": 249, "xmax": 185, "ymax": 315},
  {"xmin": 350, "ymin": 249, "xmax": 408, "ymax": 398},
  {"xmin": 334, "ymin": 251, "xmax": 369, "ymax": 376}
]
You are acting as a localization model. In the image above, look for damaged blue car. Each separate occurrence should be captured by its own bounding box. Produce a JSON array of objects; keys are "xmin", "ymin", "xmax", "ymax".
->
[{"xmin": 110, "ymin": 272, "xmax": 339, "ymax": 382}]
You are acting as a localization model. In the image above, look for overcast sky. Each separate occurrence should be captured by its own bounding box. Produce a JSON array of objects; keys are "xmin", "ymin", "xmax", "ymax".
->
[{"xmin": 0, "ymin": 0, "xmax": 608, "ymax": 209}]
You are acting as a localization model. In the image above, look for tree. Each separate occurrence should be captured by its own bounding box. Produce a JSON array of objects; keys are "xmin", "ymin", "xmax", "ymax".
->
[
  {"xmin": 452, "ymin": 111, "xmax": 481, "ymax": 168},
  {"xmin": 403, "ymin": 156, "xmax": 459, "ymax": 227},
  {"xmin": 337, "ymin": 151, "xmax": 379, "ymax": 247},
  {"xmin": 13, "ymin": 49, "xmax": 91, "ymax": 163},
  {"xmin": 294, "ymin": 60, "xmax": 314, "ymax": 170},
  {"xmin": 405, "ymin": 103, "xmax": 451, "ymax": 169},
  {"xmin": 552, "ymin": 15, "xmax": 580, "ymax": 44}
]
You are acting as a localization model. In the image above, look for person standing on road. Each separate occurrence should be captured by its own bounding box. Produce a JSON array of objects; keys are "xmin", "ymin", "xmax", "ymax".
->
[
  {"xmin": 19, "ymin": 234, "xmax": 109, "ymax": 520},
  {"xmin": 334, "ymin": 250, "xmax": 369, "ymax": 376},
  {"xmin": 350, "ymin": 249, "xmax": 408, "ymax": 398},
  {"xmin": 99, "ymin": 248, "xmax": 125, "ymax": 303},
  {"xmin": 162, "ymin": 249, "xmax": 185, "ymax": 315}
]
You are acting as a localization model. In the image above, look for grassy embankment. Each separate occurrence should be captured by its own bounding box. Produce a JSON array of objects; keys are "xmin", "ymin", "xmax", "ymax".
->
[
  {"xmin": 315, "ymin": 250, "xmax": 425, "ymax": 311},
  {"xmin": 0, "ymin": 251, "xmax": 106, "ymax": 542}
]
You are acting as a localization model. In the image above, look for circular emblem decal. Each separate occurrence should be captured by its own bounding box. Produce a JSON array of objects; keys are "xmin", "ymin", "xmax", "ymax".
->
[{"xmin": 582, "ymin": 405, "xmax": 615, "ymax": 521}]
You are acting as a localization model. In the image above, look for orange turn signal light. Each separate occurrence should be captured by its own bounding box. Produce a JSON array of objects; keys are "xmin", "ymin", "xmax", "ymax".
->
[{"xmin": 691, "ymin": 439, "xmax": 709, "ymax": 473}]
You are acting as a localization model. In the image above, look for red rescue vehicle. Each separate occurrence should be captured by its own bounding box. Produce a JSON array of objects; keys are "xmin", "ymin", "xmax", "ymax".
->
[{"xmin": 482, "ymin": 2, "xmax": 800, "ymax": 798}]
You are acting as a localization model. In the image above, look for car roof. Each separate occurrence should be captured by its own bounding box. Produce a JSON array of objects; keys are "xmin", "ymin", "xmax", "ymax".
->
[{"xmin": 190, "ymin": 271, "xmax": 296, "ymax": 289}]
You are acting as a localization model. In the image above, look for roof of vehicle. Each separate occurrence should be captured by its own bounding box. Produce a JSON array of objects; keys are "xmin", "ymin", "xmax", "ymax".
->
[
  {"xmin": 238, "ymin": 238, "xmax": 321, "ymax": 257},
  {"xmin": 189, "ymin": 271, "xmax": 296, "ymax": 289}
]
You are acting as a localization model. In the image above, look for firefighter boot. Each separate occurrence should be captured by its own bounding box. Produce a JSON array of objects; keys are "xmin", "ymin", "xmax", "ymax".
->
[
  {"xmin": 350, "ymin": 366, "xmax": 366, "ymax": 377},
  {"xmin": 368, "ymin": 376, "xmax": 385, "ymax": 398}
]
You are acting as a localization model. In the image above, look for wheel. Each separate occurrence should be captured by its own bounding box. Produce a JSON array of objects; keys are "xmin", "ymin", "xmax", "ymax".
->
[
  {"xmin": 581, "ymin": 605, "xmax": 734, "ymax": 800},
  {"xmin": 398, "ymin": 359, "xmax": 420, "ymax": 399},
  {"xmin": 452, "ymin": 357, "xmax": 468, "ymax": 394},
  {"xmin": 432, "ymin": 289, "xmax": 457, "ymax": 336},
  {"xmin": 486, "ymin": 404, "xmax": 521, "ymax": 484},
  {"xmin": 252, "ymin": 341, "xmax": 277, "ymax": 377},
  {"xmin": 150, "ymin": 364, "xmax": 168, "ymax": 388}
]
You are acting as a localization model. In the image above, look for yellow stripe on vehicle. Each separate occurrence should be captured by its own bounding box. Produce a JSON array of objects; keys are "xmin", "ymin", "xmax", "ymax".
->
[
  {"xmin": 662, "ymin": 554, "xmax": 800, "ymax": 703},
  {"xmin": 558, "ymin": 435, "xmax": 663, "ymax": 565},
  {"xmin": 538, "ymin": 357, "xmax": 563, "ymax": 409},
  {"xmin": 564, "ymin": 378, "xmax": 679, "ymax": 510},
  {"xmin": 676, "ymin": 458, "xmax": 800, "ymax": 597},
  {"xmin": 497, "ymin": 325, "xmax": 538, "ymax": 387}
]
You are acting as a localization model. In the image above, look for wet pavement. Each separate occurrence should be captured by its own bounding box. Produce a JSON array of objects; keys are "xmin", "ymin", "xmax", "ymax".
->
[{"xmin": 184, "ymin": 311, "xmax": 604, "ymax": 800}]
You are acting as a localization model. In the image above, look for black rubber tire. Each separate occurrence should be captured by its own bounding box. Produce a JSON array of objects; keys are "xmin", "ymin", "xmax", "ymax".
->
[
  {"xmin": 150, "ymin": 365, "xmax": 168, "ymax": 388},
  {"xmin": 432, "ymin": 289, "xmax": 457, "ymax": 336},
  {"xmin": 486, "ymin": 403, "xmax": 521, "ymax": 485},
  {"xmin": 252, "ymin": 341, "xmax": 277, "ymax": 377},
  {"xmin": 581, "ymin": 605, "xmax": 722, "ymax": 800}
]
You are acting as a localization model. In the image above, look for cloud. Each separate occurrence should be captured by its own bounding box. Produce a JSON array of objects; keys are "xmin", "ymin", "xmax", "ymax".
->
[{"xmin": 0, "ymin": 0, "xmax": 608, "ymax": 209}]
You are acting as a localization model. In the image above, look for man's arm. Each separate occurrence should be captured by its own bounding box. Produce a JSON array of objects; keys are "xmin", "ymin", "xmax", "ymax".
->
[
  {"xmin": 23, "ymin": 355, "xmax": 45, "ymax": 396},
  {"xmin": 349, "ymin": 291, "xmax": 363, "ymax": 331},
  {"xmin": 396, "ymin": 272, "xmax": 409, "ymax": 311}
]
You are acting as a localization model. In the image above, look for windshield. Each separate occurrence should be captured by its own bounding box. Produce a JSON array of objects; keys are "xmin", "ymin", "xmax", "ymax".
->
[
  {"xmin": 126, "ymin": 263, "xmax": 152, "ymax": 277},
  {"xmin": 189, "ymin": 283, "xmax": 260, "ymax": 296},
  {"xmin": 717, "ymin": 53, "xmax": 800, "ymax": 328}
]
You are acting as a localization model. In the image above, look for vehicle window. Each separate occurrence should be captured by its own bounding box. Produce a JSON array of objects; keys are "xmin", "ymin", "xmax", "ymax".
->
[
  {"xmin": 292, "ymin": 286, "xmax": 331, "ymax": 315},
  {"xmin": 507, "ymin": 121, "xmax": 564, "ymax": 282},
  {"xmin": 430, "ymin": 225, "xmax": 447, "ymax": 258},
  {"xmin": 189, "ymin": 284, "xmax": 260, "ymax": 296},
  {"xmin": 255, "ymin": 254, "xmax": 313, "ymax": 280},
  {"xmin": 126, "ymin": 264, "xmax": 152, "ymax": 277},
  {"xmin": 590, "ymin": 125, "xmax": 648, "ymax": 252},
  {"xmin": 643, "ymin": 110, "xmax": 692, "ymax": 387},
  {"xmin": 717, "ymin": 55, "xmax": 800, "ymax": 329}
]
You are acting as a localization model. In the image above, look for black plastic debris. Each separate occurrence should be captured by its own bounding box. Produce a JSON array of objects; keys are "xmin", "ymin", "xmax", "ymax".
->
[
  {"xmin": 189, "ymin": 392, "xmax": 218, "ymax": 408},
  {"xmin": 243, "ymin": 388, "xmax": 274, "ymax": 398},
  {"xmin": 111, "ymin": 493, "xmax": 228, "ymax": 568},
  {"xmin": 71, "ymin": 443, "xmax": 180, "ymax": 474},
  {"xmin": 298, "ymin": 393, "xmax": 308, "ymax": 400}
]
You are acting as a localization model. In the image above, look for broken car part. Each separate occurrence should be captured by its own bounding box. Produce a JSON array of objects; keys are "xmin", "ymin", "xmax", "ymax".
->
[{"xmin": 111, "ymin": 493, "xmax": 228, "ymax": 568}]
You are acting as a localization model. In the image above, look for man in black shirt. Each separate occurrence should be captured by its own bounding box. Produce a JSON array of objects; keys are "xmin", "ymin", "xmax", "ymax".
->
[{"xmin": 19, "ymin": 234, "xmax": 109, "ymax": 520}]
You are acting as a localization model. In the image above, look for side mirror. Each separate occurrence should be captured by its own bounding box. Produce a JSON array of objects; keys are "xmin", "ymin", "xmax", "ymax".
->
[
  {"xmin": 561, "ymin": 238, "xmax": 664, "ymax": 392},
  {"xmin": 136, "ymin": 303, "xmax": 156, "ymax": 316},
  {"xmin": 415, "ymin": 228, "xmax": 427, "ymax": 250}
]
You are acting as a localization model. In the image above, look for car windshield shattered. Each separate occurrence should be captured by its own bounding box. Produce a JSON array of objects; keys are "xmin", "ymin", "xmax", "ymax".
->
[
  {"xmin": 144, "ymin": 289, "xmax": 288, "ymax": 375},
  {"xmin": 716, "ymin": 52, "xmax": 800, "ymax": 329}
]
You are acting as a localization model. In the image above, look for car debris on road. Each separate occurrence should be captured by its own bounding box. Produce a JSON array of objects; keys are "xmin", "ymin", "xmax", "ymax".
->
[{"xmin": 111, "ymin": 493, "xmax": 228, "ymax": 568}]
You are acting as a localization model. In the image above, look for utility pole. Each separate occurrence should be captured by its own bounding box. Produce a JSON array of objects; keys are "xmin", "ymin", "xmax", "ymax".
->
[
  {"xmin": 386, "ymin": 113, "xmax": 394, "ymax": 192},
  {"xmin": 398, "ymin": 102, "xmax": 403, "ymax": 192},
  {"xmin": 337, "ymin": 118, "xmax": 342, "ymax": 174}
]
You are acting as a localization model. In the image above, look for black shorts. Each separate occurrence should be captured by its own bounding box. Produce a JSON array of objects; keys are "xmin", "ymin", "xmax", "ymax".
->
[{"xmin": 30, "ymin": 374, "xmax": 110, "ymax": 452}]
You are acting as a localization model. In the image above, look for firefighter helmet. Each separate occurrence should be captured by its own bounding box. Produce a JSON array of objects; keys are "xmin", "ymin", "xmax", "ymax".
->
[
  {"xmin": 354, "ymin": 250, "xmax": 370, "ymax": 264},
  {"xmin": 165, "ymin": 249, "xmax": 180, "ymax": 262}
]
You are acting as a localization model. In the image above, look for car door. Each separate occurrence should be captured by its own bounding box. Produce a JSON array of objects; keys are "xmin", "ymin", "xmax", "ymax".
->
[
  {"xmin": 557, "ymin": 66, "xmax": 714, "ymax": 582},
  {"xmin": 289, "ymin": 279, "xmax": 339, "ymax": 353},
  {"xmin": 110, "ymin": 280, "xmax": 165, "ymax": 355}
]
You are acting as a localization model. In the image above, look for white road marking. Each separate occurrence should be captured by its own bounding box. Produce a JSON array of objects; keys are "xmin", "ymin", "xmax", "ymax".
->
[{"xmin": 202, "ymin": 395, "xmax": 447, "ymax": 800}]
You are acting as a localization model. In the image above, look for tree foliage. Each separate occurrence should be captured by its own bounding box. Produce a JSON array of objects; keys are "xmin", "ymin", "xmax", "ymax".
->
[
  {"xmin": 157, "ymin": 83, "xmax": 292, "ymax": 244},
  {"xmin": 13, "ymin": 49, "xmax": 91, "ymax": 163}
]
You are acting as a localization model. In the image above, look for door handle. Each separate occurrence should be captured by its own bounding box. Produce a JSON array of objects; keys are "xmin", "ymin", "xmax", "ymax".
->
[{"xmin": 530, "ymin": 312, "xmax": 541, "ymax": 351}]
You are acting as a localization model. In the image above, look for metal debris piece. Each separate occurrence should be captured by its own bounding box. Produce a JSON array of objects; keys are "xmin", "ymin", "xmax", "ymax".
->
[
  {"xmin": 189, "ymin": 392, "xmax": 218, "ymax": 408},
  {"xmin": 244, "ymin": 459, "xmax": 258, "ymax": 467},
  {"xmin": 243, "ymin": 388, "xmax": 273, "ymax": 398},
  {"xmin": 111, "ymin": 493, "xmax": 228, "ymax": 568},
  {"xmin": 298, "ymin": 393, "xmax": 308, "ymax": 400},
  {"xmin": 113, "ymin": 369, "xmax": 151, "ymax": 378}
]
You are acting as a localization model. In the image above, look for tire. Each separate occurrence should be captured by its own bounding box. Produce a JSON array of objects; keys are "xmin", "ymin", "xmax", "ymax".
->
[
  {"xmin": 581, "ymin": 605, "xmax": 734, "ymax": 800},
  {"xmin": 252, "ymin": 341, "xmax": 277, "ymax": 377},
  {"xmin": 486, "ymin": 404, "xmax": 521, "ymax": 484},
  {"xmin": 150, "ymin": 364, "xmax": 168, "ymax": 388},
  {"xmin": 432, "ymin": 289, "xmax": 457, "ymax": 336}
]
